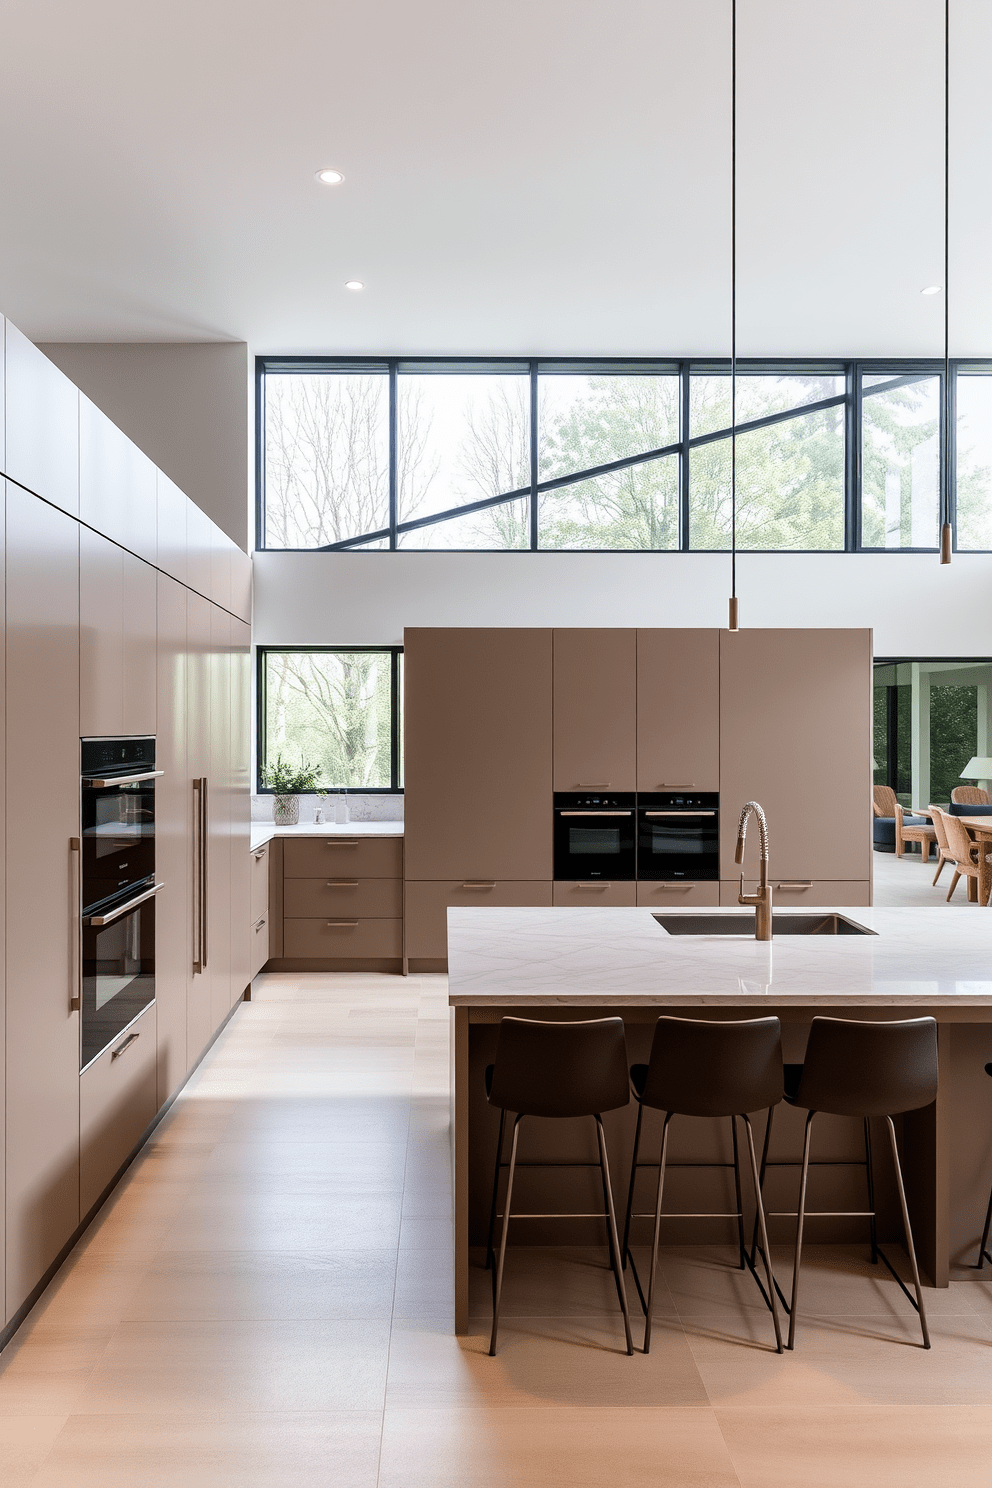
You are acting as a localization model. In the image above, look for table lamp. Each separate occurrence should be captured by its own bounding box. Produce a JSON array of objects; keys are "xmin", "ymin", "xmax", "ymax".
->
[{"xmin": 960, "ymin": 758, "xmax": 992, "ymax": 786}]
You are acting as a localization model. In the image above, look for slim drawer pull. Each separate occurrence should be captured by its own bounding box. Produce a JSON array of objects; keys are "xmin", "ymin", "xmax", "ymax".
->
[
  {"xmin": 253, "ymin": 848, "xmax": 268, "ymax": 861},
  {"xmin": 575, "ymin": 883, "xmax": 610, "ymax": 890},
  {"xmin": 575, "ymin": 781, "xmax": 611, "ymax": 787},
  {"xmin": 655, "ymin": 884, "xmax": 692, "ymax": 891},
  {"xmin": 656, "ymin": 783, "xmax": 695, "ymax": 788},
  {"xmin": 254, "ymin": 918, "xmax": 266, "ymax": 931},
  {"xmin": 326, "ymin": 879, "xmax": 359, "ymax": 887},
  {"xmin": 776, "ymin": 881, "xmax": 813, "ymax": 891},
  {"xmin": 326, "ymin": 920, "xmax": 359, "ymax": 927},
  {"xmin": 111, "ymin": 1032, "xmax": 140, "ymax": 1061},
  {"xmin": 462, "ymin": 882, "xmax": 496, "ymax": 890},
  {"xmin": 325, "ymin": 840, "xmax": 359, "ymax": 847}
]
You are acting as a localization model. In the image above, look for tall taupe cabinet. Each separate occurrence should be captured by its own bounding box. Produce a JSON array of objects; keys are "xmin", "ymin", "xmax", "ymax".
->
[{"xmin": 0, "ymin": 316, "xmax": 253, "ymax": 1332}]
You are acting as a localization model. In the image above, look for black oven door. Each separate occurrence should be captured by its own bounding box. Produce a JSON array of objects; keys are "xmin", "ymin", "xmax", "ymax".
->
[
  {"xmin": 637, "ymin": 794, "xmax": 720, "ymax": 881},
  {"xmin": 81, "ymin": 777, "xmax": 157, "ymax": 910},
  {"xmin": 553, "ymin": 794, "xmax": 636, "ymax": 880},
  {"xmin": 81, "ymin": 883, "xmax": 159, "ymax": 1071}
]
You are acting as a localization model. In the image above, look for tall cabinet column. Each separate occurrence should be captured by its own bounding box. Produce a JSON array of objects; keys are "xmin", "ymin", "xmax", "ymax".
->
[{"xmin": 4, "ymin": 484, "xmax": 80, "ymax": 1319}]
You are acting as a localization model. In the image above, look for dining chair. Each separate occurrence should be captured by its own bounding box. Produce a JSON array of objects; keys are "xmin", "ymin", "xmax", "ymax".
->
[
  {"xmin": 938, "ymin": 809, "xmax": 992, "ymax": 905},
  {"xmin": 927, "ymin": 806, "xmax": 956, "ymax": 888},
  {"xmin": 951, "ymin": 785, "xmax": 991, "ymax": 807},
  {"xmin": 873, "ymin": 785, "xmax": 935, "ymax": 861}
]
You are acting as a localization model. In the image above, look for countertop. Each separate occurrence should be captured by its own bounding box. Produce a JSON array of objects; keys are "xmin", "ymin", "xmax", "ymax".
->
[
  {"xmin": 446, "ymin": 904, "xmax": 992, "ymax": 1009},
  {"xmin": 250, "ymin": 821, "xmax": 404, "ymax": 852}
]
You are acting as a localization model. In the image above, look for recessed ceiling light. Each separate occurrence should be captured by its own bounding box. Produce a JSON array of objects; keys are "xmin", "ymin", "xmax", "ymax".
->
[
  {"xmin": 344, "ymin": 280, "xmax": 365, "ymax": 291},
  {"xmin": 920, "ymin": 284, "xmax": 943, "ymax": 295},
  {"xmin": 315, "ymin": 168, "xmax": 345, "ymax": 185}
]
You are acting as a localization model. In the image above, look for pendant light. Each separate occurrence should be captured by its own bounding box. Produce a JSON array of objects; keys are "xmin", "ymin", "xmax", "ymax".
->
[
  {"xmin": 728, "ymin": 0, "xmax": 740, "ymax": 628},
  {"xmin": 939, "ymin": 0, "xmax": 952, "ymax": 564}
]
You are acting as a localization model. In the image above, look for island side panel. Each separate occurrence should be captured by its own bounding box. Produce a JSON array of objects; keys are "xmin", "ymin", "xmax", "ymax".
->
[{"xmin": 453, "ymin": 1006, "xmax": 470, "ymax": 1334}]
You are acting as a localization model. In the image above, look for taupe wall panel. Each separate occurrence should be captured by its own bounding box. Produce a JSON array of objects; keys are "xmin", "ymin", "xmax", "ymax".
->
[
  {"xmin": 553, "ymin": 628, "xmax": 635, "ymax": 791},
  {"xmin": 637, "ymin": 629, "xmax": 720, "ymax": 791},
  {"xmin": 5, "ymin": 486, "xmax": 80, "ymax": 1318},
  {"xmin": 404, "ymin": 628, "xmax": 552, "ymax": 881},
  {"xmin": 155, "ymin": 574, "xmax": 189, "ymax": 1106},
  {"xmin": 719, "ymin": 628, "xmax": 872, "ymax": 883}
]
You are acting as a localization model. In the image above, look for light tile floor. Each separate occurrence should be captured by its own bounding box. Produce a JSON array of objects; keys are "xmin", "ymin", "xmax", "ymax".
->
[{"xmin": 0, "ymin": 967, "xmax": 990, "ymax": 1486}]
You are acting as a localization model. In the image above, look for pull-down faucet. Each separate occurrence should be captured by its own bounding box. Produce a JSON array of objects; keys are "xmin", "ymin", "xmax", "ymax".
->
[{"xmin": 736, "ymin": 801, "xmax": 773, "ymax": 941}]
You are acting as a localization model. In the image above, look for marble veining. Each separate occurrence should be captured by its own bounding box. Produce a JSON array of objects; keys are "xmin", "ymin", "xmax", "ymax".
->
[{"xmin": 446, "ymin": 905, "xmax": 992, "ymax": 1007}]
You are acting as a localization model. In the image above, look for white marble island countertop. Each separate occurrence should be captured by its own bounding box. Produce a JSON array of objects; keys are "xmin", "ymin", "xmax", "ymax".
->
[
  {"xmin": 250, "ymin": 820, "xmax": 404, "ymax": 852},
  {"xmin": 447, "ymin": 904, "xmax": 992, "ymax": 1009}
]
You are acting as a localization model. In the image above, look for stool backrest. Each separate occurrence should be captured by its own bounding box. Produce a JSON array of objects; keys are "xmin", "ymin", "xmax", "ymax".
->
[
  {"xmin": 639, "ymin": 1015, "xmax": 783, "ymax": 1117},
  {"xmin": 793, "ymin": 1016, "xmax": 938, "ymax": 1116},
  {"xmin": 488, "ymin": 1016, "xmax": 630, "ymax": 1118}
]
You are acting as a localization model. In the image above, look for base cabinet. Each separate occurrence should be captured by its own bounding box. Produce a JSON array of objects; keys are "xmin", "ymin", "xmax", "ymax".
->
[
  {"xmin": 406, "ymin": 880, "xmax": 553, "ymax": 966},
  {"xmin": 553, "ymin": 881, "xmax": 637, "ymax": 906},
  {"xmin": 250, "ymin": 914, "xmax": 270, "ymax": 979},
  {"xmin": 636, "ymin": 881, "xmax": 721, "ymax": 908},
  {"xmin": 79, "ymin": 1004, "xmax": 158, "ymax": 1218},
  {"xmin": 274, "ymin": 835, "xmax": 404, "ymax": 969},
  {"xmin": 719, "ymin": 880, "xmax": 871, "ymax": 909}
]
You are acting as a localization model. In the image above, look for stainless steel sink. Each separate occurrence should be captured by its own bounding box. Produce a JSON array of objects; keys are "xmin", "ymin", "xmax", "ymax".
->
[{"xmin": 653, "ymin": 913, "xmax": 875, "ymax": 937}]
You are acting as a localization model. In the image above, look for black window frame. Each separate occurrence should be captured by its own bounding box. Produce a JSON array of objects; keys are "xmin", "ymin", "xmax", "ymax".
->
[
  {"xmin": 255, "ymin": 356, "xmax": 992, "ymax": 556},
  {"xmin": 256, "ymin": 644, "xmax": 403, "ymax": 795}
]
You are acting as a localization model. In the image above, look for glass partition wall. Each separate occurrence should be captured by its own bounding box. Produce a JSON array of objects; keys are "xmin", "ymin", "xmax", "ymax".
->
[{"xmin": 873, "ymin": 659, "xmax": 992, "ymax": 809}]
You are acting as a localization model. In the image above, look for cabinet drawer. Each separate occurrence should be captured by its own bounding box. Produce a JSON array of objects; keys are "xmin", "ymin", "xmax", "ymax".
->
[
  {"xmin": 283, "ymin": 917, "xmax": 403, "ymax": 959},
  {"xmin": 637, "ymin": 881, "xmax": 720, "ymax": 907},
  {"xmin": 79, "ymin": 1003, "xmax": 158, "ymax": 1217},
  {"xmin": 553, "ymin": 881, "xmax": 637, "ymax": 907},
  {"xmin": 284, "ymin": 836, "xmax": 402, "ymax": 879},
  {"xmin": 719, "ymin": 880, "xmax": 871, "ymax": 909},
  {"xmin": 405, "ymin": 880, "xmax": 553, "ymax": 960},
  {"xmin": 251, "ymin": 841, "xmax": 271, "ymax": 923},
  {"xmin": 250, "ymin": 913, "xmax": 269, "ymax": 979},
  {"xmin": 284, "ymin": 876, "xmax": 403, "ymax": 919}
]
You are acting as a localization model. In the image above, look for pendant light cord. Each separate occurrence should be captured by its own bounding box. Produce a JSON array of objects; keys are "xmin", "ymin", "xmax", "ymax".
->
[{"xmin": 731, "ymin": 0, "xmax": 737, "ymax": 604}]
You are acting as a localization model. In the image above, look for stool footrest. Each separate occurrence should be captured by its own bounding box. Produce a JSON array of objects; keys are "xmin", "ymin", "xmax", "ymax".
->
[
  {"xmin": 495, "ymin": 1211, "xmax": 610, "ymax": 1220},
  {"xmin": 631, "ymin": 1210, "xmax": 744, "ymax": 1220}
]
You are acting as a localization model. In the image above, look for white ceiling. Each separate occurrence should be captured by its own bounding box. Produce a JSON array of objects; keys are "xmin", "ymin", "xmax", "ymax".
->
[{"xmin": 0, "ymin": 0, "xmax": 989, "ymax": 357}]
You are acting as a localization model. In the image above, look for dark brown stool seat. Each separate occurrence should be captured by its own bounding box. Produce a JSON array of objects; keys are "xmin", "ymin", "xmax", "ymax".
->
[
  {"xmin": 484, "ymin": 1016, "xmax": 634, "ymax": 1357},
  {"xmin": 779, "ymin": 1016, "xmax": 938, "ymax": 1350},
  {"xmin": 620, "ymin": 1016, "xmax": 784, "ymax": 1354},
  {"xmin": 976, "ymin": 1062, "xmax": 992, "ymax": 1270}
]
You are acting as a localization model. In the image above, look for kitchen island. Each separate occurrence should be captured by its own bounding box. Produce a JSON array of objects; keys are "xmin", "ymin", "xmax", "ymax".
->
[{"xmin": 447, "ymin": 904, "xmax": 992, "ymax": 1332}]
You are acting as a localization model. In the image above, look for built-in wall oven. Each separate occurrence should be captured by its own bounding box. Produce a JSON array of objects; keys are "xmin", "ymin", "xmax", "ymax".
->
[
  {"xmin": 80, "ymin": 738, "xmax": 163, "ymax": 1071},
  {"xmin": 636, "ymin": 792, "xmax": 719, "ymax": 881},
  {"xmin": 553, "ymin": 793, "xmax": 637, "ymax": 881}
]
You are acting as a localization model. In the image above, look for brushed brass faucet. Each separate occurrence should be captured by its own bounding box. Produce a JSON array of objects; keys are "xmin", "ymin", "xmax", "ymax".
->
[{"xmin": 736, "ymin": 801, "xmax": 773, "ymax": 941}]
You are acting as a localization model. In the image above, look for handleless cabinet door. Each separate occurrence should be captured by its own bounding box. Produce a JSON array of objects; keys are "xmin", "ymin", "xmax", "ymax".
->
[
  {"xmin": 186, "ymin": 591, "xmax": 213, "ymax": 1064},
  {"xmin": 79, "ymin": 395, "xmax": 156, "ymax": 564},
  {"xmin": 79, "ymin": 526, "xmax": 124, "ymax": 737},
  {"xmin": 122, "ymin": 553, "xmax": 157, "ymax": 735},
  {"xmin": 0, "ymin": 485, "xmax": 6, "ymax": 1326},
  {"xmin": 404, "ymin": 628, "xmax": 553, "ymax": 881},
  {"xmin": 719, "ymin": 629, "xmax": 872, "ymax": 884},
  {"xmin": 553, "ymin": 629, "xmax": 635, "ymax": 790},
  {"xmin": 637, "ymin": 630, "xmax": 720, "ymax": 791},
  {"xmin": 3, "ymin": 322, "xmax": 79, "ymax": 517},
  {"xmin": 156, "ymin": 574, "xmax": 189, "ymax": 1104},
  {"xmin": 5, "ymin": 485, "xmax": 80, "ymax": 1318},
  {"xmin": 156, "ymin": 472, "xmax": 188, "ymax": 590},
  {"xmin": 208, "ymin": 603, "xmax": 233, "ymax": 1031}
]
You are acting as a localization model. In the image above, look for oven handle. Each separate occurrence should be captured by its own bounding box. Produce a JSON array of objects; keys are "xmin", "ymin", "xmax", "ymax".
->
[
  {"xmin": 83, "ymin": 770, "xmax": 164, "ymax": 789},
  {"xmin": 558, "ymin": 811, "xmax": 632, "ymax": 817},
  {"xmin": 83, "ymin": 882, "xmax": 164, "ymax": 927},
  {"xmin": 643, "ymin": 811, "xmax": 716, "ymax": 817}
]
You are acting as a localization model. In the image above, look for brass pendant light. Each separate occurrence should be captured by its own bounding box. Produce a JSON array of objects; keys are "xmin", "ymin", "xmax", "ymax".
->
[
  {"xmin": 940, "ymin": 0, "xmax": 952, "ymax": 564},
  {"xmin": 728, "ymin": 0, "xmax": 740, "ymax": 628}
]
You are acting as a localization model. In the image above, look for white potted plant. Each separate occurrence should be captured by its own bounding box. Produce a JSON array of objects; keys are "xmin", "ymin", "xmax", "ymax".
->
[{"xmin": 261, "ymin": 753, "xmax": 322, "ymax": 825}]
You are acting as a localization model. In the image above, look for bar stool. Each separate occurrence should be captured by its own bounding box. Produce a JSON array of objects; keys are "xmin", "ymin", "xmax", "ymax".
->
[
  {"xmin": 781, "ymin": 1016, "xmax": 938, "ymax": 1350},
  {"xmin": 976, "ymin": 1062, "xmax": 992, "ymax": 1269},
  {"xmin": 484, "ymin": 1016, "xmax": 634, "ymax": 1357},
  {"xmin": 620, "ymin": 1015, "xmax": 784, "ymax": 1354}
]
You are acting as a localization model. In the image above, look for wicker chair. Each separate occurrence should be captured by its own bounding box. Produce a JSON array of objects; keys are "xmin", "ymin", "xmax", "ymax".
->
[
  {"xmin": 951, "ymin": 785, "xmax": 991, "ymax": 808},
  {"xmin": 928, "ymin": 806, "xmax": 956, "ymax": 887},
  {"xmin": 873, "ymin": 785, "xmax": 935, "ymax": 861},
  {"xmin": 937, "ymin": 808, "xmax": 992, "ymax": 905}
]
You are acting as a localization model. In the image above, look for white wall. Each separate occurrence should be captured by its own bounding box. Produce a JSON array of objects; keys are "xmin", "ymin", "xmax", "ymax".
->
[
  {"xmin": 252, "ymin": 550, "xmax": 992, "ymax": 657},
  {"xmin": 37, "ymin": 341, "xmax": 251, "ymax": 551}
]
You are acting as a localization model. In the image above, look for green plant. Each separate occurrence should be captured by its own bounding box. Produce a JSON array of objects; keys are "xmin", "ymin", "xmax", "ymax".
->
[{"xmin": 261, "ymin": 752, "xmax": 323, "ymax": 794}]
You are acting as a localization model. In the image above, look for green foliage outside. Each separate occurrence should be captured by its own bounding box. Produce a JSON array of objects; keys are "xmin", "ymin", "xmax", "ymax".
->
[
  {"xmin": 861, "ymin": 379, "xmax": 939, "ymax": 548},
  {"xmin": 929, "ymin": 685, "xmax": 978, "ymax": 805},
  {"xmin": 264, "ymin": 652, "xmax": 393, "ymax": 790}
]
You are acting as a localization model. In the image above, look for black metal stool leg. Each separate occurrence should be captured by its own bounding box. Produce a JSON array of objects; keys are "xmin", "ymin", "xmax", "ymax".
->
[
  {"xmin": 595, "ymin": 1115, "xmax": 634, "ymax": 1355},
  {"xmin": 485, "ymin": 1107, "xmax": 507, "ymax": 1273},
  {"xmin": 621, "ymin": 1102, "xmax": 645, "ymax": 1270},
  {"xmin": 730, "ymin": 1115, "xmax": 746, "ymax": 1270},
  {"xmin": 884, "ymin": 1115, "xmax": 931, "ymax": 1349},
  {"xmin": 643, "ymin": 1112, "xmax": 673, "ymax": 1354},
  {"xmin": 787, "ymin": 1110, "xmax": 816, "ymax": 1350},
  {"xmin": 864, "ymin": 1116, "xmax": 879, "ymax": 1265},
  {"xmin": 490, "ymin": 1115, "xmax": 523, "ymax": 1357},
  {"xmin": 742, "ymin": 1112, "xmax": 783, "ymax": 1353},
  {"xmin": 977, "ymin": 1181, "xmax": 992, "ymax": 1269},
  {"xmin": 748, "ymin": 1103, "xmax": 775, "ymax": 1267}
]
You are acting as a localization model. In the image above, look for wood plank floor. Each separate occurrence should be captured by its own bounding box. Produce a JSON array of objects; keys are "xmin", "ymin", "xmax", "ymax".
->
[{"xmin": 1, "ymin": 969, "xmax": 991, "ymax": 1486}]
